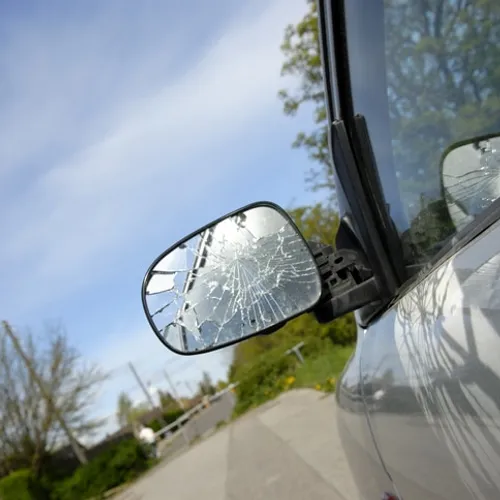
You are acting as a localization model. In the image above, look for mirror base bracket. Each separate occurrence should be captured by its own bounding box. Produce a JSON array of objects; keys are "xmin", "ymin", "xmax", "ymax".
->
[{"xmin": 308, "ymin": 241, "xmax": 381, "ymax": 324}]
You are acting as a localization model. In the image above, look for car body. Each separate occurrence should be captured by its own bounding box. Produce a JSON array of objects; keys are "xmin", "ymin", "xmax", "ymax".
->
[
  {"xmin": 142, "ymin": 0, "xmax": 500, "ymax": 498},
  {"xmin": 318, "ymin": 1, "xmax": 500, "ymax": 498},
  {"xmin": 337, "ymin": 218, "xmax": 500, "ymax": 500}
]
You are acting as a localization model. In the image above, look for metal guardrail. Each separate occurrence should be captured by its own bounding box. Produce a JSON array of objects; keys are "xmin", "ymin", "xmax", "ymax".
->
[{"xmin": 153, "ymin": 382, "xmax": 239, "ymax": 440}]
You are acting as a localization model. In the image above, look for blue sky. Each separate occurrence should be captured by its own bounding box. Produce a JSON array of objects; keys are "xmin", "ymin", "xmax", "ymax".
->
[{"xmin": 0, "ymin": 0, "xmax": 323, "ymax": 439}]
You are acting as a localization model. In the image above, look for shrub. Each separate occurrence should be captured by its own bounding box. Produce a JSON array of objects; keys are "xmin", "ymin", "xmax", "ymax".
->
[
  {"xmin": 149, "ymin": 408, "xmax": 185, "ymax": 432},
  {"xmin": 0, "ymin": 469, "xmax": 48, "ymax": 500},
  {"xmin": 232, "ymin": 348, "xmax": 295, "ymax": 417},
  {"xmin": 53, "ymin": 439, "xmax": 149, "ymax": 500},
  {"xmin": 164, "ymin": 408, "xmax": 184, "ymax": 424},
  {"xmin": 215, "ymin": 420, "xmax": 226, "ymax": 430},
  {"xmin": 149, "ymin": 419, "xmax": 162, "ymax": 432}
]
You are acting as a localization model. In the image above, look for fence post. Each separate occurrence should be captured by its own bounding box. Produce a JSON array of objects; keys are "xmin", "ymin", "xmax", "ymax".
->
[{"xmin": 285, "ymin": 341, "xmax": 305, "ymax": 364}]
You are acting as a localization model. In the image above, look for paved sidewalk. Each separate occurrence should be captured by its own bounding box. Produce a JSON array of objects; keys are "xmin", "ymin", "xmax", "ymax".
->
[{"xmin": 115, "ymin": 389, "xmax": 358, "ymax": 500}]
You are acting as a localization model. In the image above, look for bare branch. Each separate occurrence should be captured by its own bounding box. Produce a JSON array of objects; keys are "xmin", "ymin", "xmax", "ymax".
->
[{"xmin": 0, "ymin": 321, "xmax": 107, "ymax": 471}]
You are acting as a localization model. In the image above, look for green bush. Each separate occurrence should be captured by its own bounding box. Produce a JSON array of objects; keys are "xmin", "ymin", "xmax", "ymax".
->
[
  {"xmin": 53, "ymin": 439, "xmax": 150, "ymax": 500},
  {"xmin": 149, "ymin": 419, "xmax": 162, "ymax": 432},
  {"xmin": 0, "ymin": 469, "xmax": 48, "ymax": 500},
  {"xmin": 294, "ymin": 344, "xmax": 353, "ymax": 391},
  {"xmin": 232, "ymin": 348, "xmax": 296, "ymax": 417},
  {"xmin": 230, "ymin": 341, "xmax": 355, "ymax": 418},
  {"xmin": 165, "ymin": 408, "xmax": 184, "ymax": 423},
  {"xmin": 149, "ymin": 408, "xmax": 185, "ymax": 432}
]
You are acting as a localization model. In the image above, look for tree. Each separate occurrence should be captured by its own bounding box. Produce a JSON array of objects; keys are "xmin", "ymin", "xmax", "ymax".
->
[
  {"xmin": 279, "ymin": 0, "xmax": 333, "ymax": 202},
  {"xmin": 127, "ymin": 402, "xmax": 151, "ymax": 424},
  {"xmin": 0, "ymin": 322, "xmax": 107, "ymax": 475},
  {"xmin": 115, "ymin": 396, "xmax": 153, "ymax": 430},
  {"xmin": 289, "ymin": 203, "xmax": 339, "ymax": 244},
  {"xmin": 280, "ymin": 0, "xmax": 500, "ymax": 259},
  {"xmin": 158, "ymin": 390, "xmax": 178, "ymax": 411},
  {"xmin": 215, "ymin": 380, "xmax": 229, "ymax": 392},
  {"xmin": 384, "ymin": 0, "xmax": 500, "ymax": 259},
  {"xmin": 384, "ymin": 0, "xmax": 500, "ymax": 179},
  {"xmin": 116, "ymin": 392, "xmax": 134, "ymax": 428},
  {"xmin": 198, "ymin": 371, "xmax": 216, "ymax": 397}
]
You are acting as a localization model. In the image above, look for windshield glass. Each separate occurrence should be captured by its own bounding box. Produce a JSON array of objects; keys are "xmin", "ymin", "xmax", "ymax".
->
[{"xmin": 345, "ymin": 0, "xmax": 500, "ymax": 267}]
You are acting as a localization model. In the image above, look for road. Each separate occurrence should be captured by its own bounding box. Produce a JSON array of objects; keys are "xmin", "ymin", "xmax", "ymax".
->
[{"xmin": 118, "ymin": 389, "xmax": 358, "ymax": 500}]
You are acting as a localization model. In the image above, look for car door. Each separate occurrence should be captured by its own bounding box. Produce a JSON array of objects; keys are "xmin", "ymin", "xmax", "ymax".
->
[
  {"xmin": 360, "ymin": 215, "xmax": 500, "ymax": 500},
  {"xmin": 335, "ymin": 326, "xmax": 399, "ymax": 500}
]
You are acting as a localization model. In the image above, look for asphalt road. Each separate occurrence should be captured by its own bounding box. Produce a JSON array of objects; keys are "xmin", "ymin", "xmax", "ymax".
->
[{"xmin": 118, "ymin": 389, "xmax": 358, "ymax": 500}]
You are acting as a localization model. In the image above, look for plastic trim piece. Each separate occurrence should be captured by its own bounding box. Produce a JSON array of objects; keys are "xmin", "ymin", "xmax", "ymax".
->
[{"xmin": 308, "ymin": 239, "xmax": 381, "ymax": 323}]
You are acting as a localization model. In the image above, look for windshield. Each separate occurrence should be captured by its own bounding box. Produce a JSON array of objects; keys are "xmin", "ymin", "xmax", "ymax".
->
[{"xmin": 345, "ymin": 0, "xmax": 500, "ymax": 267}]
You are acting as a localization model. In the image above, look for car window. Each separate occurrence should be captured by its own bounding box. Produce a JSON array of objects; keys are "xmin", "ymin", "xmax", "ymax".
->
[{"xmin": 344, "ymin": 0, "xmax": 500, "ymax": 268}]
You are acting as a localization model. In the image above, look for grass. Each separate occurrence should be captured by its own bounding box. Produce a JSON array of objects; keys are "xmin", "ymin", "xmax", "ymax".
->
[
  {"xmin": 231, "ymin": 342, "xmax": 354, "ymax": 418},
  {"xmin": 294, "ymin": 344, "xmax": 353, "ymax": 392},
  {"xmin": 215, "ymin": 420, "xmax": 227, "ymax": 430}
]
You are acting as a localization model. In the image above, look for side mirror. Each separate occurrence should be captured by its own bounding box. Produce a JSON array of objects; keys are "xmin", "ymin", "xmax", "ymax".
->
[
  {"xmin": 441, "ymin": 133, "xmax": 500, "ymax": 232},
  {"xmin": 142, "ymin": 202, "xmax": 323, "ymax": 355}
]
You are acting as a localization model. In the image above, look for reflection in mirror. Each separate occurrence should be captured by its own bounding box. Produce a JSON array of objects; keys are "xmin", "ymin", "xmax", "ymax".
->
[
  {"xmin": 442, "ymin": 134, "xmax": 500, "ymax": 232},
  {"xmin": 143, "ymin": 205, "xmax": 322, "ymax": 354}
]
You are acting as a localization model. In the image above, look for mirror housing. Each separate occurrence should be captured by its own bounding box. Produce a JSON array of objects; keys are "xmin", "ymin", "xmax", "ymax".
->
[{"xmin": 142, "ymin": 202, "xmax": 323, "ymax": 355}]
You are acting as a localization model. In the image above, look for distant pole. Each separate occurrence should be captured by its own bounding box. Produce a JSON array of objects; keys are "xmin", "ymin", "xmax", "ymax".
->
[
  {"xmin": 128, "ymin": 362, "xmax": 157, "ymax": 410},
  {"xmin": 2, "ymin": 321, "xmax": 88, "ymax": 464},
  {"xmin": 163, "ymin": 370, "xmax": 189, "ymax": 444},
  {"xmin": 163, "ymin": 370, "xmax": 185, "ymax": 411},
  {"xmin": 128, "ymin": 362, "xmax": 167, "ymax": 426},
  {"xmin": 285, "ymin": 341, "xmax": 305, "ymax": 364}
]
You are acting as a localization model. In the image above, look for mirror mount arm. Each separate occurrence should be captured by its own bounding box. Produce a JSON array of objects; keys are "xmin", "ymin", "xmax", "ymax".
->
[{"xmin": 308, "ymin": 241, "xmax": 381, "ymax": 324}]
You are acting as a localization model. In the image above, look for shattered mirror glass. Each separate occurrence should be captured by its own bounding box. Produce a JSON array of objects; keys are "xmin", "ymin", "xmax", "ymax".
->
[
  {"xmin": 442, "ymin": 134, "xmax": 500, "ymax": 232},
  {"xmin": 142, "ymin": 204, "xmax": 322, "ymax": 354}
]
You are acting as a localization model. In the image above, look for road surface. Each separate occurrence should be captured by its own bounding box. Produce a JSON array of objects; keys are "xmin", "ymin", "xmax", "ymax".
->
[{"xmin": 119, "ymin": 389, "xmax": 358, "ymax": 500}]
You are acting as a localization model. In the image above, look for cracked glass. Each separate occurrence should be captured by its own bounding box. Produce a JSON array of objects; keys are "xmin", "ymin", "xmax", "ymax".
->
[
  {"xmin": 442, "ymin": 135, "xmax": 500, "ymax": 233},
  {"xmin": 143, "ymin": 205, "xmax": 322, "ymax": 353}
]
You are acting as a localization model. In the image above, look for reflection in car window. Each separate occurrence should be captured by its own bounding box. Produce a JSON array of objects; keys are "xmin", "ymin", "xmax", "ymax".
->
[
  {"xmin": 345, "ymin": 0, "xmax": 500, "ymax": 267},
  {"xmin": 442, "ymin": 135, "xmax": 500, "ymax": 233}
]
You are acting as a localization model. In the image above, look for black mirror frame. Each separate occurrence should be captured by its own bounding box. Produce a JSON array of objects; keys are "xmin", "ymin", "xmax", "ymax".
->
[{"xmin": 141, "ymin": 200, "xmax": 324, "ymax": 356}]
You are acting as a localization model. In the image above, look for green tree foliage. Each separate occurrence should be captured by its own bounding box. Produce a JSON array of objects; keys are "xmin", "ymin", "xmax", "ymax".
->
[
  {"xmin": 278, "ymin": 0, "xmax": 333, "ymax": 201},
  {"xmin": 0, "ymin": 469, "xmax": 47, "ymax": 500},
  {"xmin": 280, "ymin": 0, "xmax": 500, "ymax": 260},
  {"xmin": 148, "ymin": 408, "xmax": 184, "ymax": 433},
  {"xmin": 289, "ymin": 203, "xmax": 339, "ymax": 244},
  {"xmin": 385, "ymin": 0, "xmax": 500, "ymax": 259},
  {"xmin": 385, "ymin": 0, "xmax": 500, "ymax": 187},
  {"xmin": 232, "ymin": 348, "xmax": 296, "ymax": 416},
  {"xmin": 52, "ymin": 439, "xmax": 149, "ymax": 500},
  {"xmin": 215, "ymin": 379, "xmax": 229, "ymax": 392},
  {"xmin": 158, "ymin": 390, "xmax": 178, "ymax": 411},
  {"xmin": 116, "ymin": 392, "xmax": 134, "ymax": 428},
  {"xmin": 116, "ymin": 394, "xmax": 167, "ymax": 431},
  {"xmin": 124, "ymin": 401, "xmax": 151, "ymax": 426},
  {"xmin": 197, "ymin": 371, "xmax": 216, "ymax": 397}
]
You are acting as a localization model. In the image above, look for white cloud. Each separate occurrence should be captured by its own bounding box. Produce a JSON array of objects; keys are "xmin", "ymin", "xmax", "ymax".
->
[
  {"xmin": 0, "ymin": 0, "xmax": 313, "ymax": 445},
  {"xmin": 0, "ymin": 0, "xmax": 308, "ymax": 314}
]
